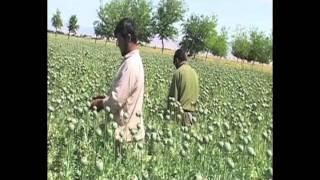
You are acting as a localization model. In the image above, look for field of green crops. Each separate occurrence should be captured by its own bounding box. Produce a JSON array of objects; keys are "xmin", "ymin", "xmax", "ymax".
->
[{"xmin": 48, "ymin": 33, "xmax": 272, "ymax": 180}]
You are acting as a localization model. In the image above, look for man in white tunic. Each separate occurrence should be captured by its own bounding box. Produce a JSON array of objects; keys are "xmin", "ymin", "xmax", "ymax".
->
[{"xmin": 90, "ymin": 18, "xmax": 145, "ymax": 143}]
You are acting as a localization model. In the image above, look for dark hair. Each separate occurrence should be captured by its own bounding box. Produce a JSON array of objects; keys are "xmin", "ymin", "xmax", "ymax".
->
[
  {"xmin": 114, "ymin": 18, "xmax": 138, "ymax": 43},
  {"xmin": 174, "ymin": 49, "xmax": 187, "ymax": 61}
]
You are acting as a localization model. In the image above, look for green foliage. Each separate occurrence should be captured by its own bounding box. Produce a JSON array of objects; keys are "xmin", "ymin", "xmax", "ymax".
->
[
  {"xmin": 180, "ymin": 15, "xmax": 218, "ymax": 58},
  {"xmin": 95, "ymin": 0, "xmax": 153, "ymax": 43},
  {"xmin": 232, "ymin": 27, "xmax": 272, "ymax": 63},
  {"xmin": 68, "ymin": 15, "xmax": 80, "ymax": 36},
  {"xmin": 51, "ymin": 9, "xmax": 63, "ymax": 35},
  {"xmin": 207, "ymin": 27, "xmax": 228, "ymax": 57},
  {"xmin": 153, "ymin": 0, "xmax": 186, "ymax": 53}
]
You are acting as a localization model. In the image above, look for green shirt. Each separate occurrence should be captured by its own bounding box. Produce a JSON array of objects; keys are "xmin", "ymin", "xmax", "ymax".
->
[{"xmin": 168, "ymin": 63, "xmax": 200, "ymax": 112}]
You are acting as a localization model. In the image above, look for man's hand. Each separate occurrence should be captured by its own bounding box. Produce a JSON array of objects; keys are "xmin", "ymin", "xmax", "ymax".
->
[{"xmin": 90, "ymin": 98, "xmax": 104, "ymax": 112}]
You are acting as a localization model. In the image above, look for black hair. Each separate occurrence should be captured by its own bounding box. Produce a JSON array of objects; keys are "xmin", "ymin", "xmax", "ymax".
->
[
  {"xmin": 114, "ymin": 18, "xmax": 138, "ymax": 43},
  {"xmin": 174, "ymin": 49, "xmax": 187, "ymax": 61}
]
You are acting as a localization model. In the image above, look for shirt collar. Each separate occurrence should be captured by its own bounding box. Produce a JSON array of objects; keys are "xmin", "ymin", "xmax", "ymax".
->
[
  {"xmin": 124, "ymin": 49, "xmax": 139, "ymax": 60},
  {"xmin": 177, "ymin": 61, "xmax": 188, "ymax": 69}
]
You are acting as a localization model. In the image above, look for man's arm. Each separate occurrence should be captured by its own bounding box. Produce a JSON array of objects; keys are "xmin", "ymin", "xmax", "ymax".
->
[
  {"xmin": 103, "ymin": 62, "xmax": 135, "ymax": 114},
  {"xmin": 167, "ymin": 72, "xmax": 179, "ymax": 109}
]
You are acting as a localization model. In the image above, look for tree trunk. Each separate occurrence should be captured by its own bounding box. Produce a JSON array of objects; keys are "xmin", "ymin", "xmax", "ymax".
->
[
  {"xmin": 95, "ymin": 35, "xmax": 97, "ymax": 44},
  {"xmin": 193, "ymin": 53, "xmax": 196, "ymax": 59},
  {"xmin": 251, "ymin": 61, "xmax": 254, "ymax": 71},
  {"xmin": 205, "ymin": 51, "xmax": 208, "ymax": 61},
  {"xmin": 55, "ymin": 28, "xmax": 57, "ymax": 37},
  {"xmin": 161, "ymin": 39, "xmax": 164, "ymax": 54},
  {"xmin": 68, "ymin": 31, "xmax": 70, "ymax": 39},
  {"xmin": 241, "ymin": 59, "xmax": 244, "ymax": 70},
  {"xmin": 105, "ymin": 38, "xmax": 107, "ymax": 45}
]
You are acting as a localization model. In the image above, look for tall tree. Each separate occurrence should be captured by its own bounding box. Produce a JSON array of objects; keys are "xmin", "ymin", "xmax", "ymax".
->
[
  {"xmin": 180, "ymin": 14, "xmax": 217, "ymax": 59},
  {"xmin": 95, "ymin": 0, "xmax": 153, "ymax": 43},
  {"xmin": 93, "ymin": 20, "xmax": 105, "ymax": 43},
  {"xmin": 231, "ymin": 27, "xmax": 250, "ymax": 61},
  {"xmin": 67, "ymin": 15, "xmax": 80, "ymax": 39},
  {"xmin": 129, "ymin": 0, "xmax": 153, "ymax": 43},
  {"xmin": 248, "ymin": 29, "xmax": 272, "ymax": 64},
  {"xmin": 206, "ymin": 27, "xmax": 228, "ymax": 59},
  {"xmin": 153, "ymin": 0, "xmax": 186, "ymax": 53},
  {"xmin": 51, "ymin": 9, "xmax": 63, "ymax": 37}
]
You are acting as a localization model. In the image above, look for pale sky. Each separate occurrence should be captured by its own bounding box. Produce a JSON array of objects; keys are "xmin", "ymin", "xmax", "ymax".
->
[{"xmin": 48, "ymin": 0, "xmax": 272, "ymax": 52}]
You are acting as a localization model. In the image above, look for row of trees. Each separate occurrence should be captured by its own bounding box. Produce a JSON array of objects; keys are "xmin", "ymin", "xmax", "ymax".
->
[
  {"xmin": 50, "ymin": 0, "xmax": 272, "ymax": 64},
  {"xmin": 231, "ymin": 27, "xmax": 272, "ymax": 64},
  {"xmin": 93, "ymin": 0, "xmax": 185, "ymax": 54},
  {"xmin": 51, "ymin": 9, "xmax": 79, "ymax": 39}
]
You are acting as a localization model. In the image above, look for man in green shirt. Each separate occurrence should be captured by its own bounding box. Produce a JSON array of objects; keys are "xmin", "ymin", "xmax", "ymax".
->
[{"xmin": 167, "ymin": 49, "xmax": 200, "ymax": 126}]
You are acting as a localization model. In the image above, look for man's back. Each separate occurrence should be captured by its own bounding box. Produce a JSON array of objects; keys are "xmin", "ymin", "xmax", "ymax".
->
[{"xmin": 169, "ymin": 63, "xmax": 199, "ymax": 112}]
